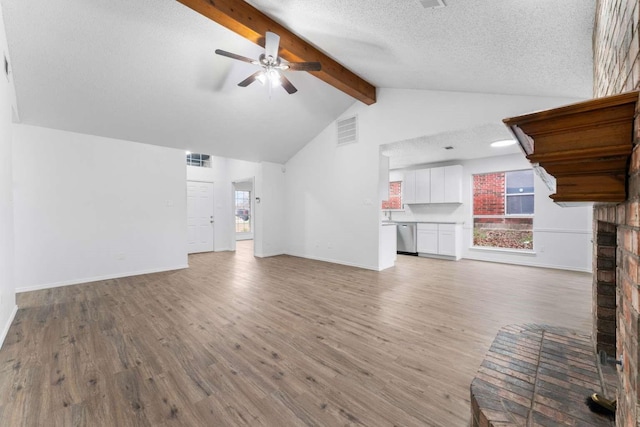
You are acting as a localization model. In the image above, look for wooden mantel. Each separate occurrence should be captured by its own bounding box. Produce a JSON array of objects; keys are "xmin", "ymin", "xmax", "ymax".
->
[{"xmin": 503, "ymin": 91, "xmax": 639, "ymax": 204}]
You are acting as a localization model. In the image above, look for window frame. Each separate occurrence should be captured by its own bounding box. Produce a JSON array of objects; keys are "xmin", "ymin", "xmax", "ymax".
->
[
  {"xmin": 472, "ymin": 169, "xmax": 535, "ymax": 251},
  {"xmin": 382, "ymin": 180, "xmax": 404, "ymax": 211},
  {"xmin": 504, "ymin": 170, "xmax": 535, "ymax": 217}
]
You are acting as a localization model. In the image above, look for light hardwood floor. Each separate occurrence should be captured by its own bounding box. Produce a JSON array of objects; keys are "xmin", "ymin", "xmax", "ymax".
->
[{"xmin": 0, "ymin": 242, "xmax": 592, "ymax": 426}]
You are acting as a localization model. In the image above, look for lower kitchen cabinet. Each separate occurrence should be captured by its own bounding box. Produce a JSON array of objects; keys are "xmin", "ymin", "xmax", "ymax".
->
[
  {"xmin": 417, "ymin": 224, "xmax": 438, "ymax": 254},
  {"xmin": 417, "ymin": 223, "xmax": 462, "ymax": 260}
]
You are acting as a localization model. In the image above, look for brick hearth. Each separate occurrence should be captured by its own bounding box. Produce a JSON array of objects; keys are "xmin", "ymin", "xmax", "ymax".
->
[{"xmin": 471, "ymin": 324, "xmax": 616, "ymax": 427}]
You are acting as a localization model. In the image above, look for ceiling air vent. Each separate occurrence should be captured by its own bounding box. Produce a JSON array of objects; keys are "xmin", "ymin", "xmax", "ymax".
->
[
  {"xmin": 337, "ymin": 115, "xmax": 358, "ymax": 146},
  {"xmin": 419, "ymin": 0, "xmax": 446, "ymax": 9}
]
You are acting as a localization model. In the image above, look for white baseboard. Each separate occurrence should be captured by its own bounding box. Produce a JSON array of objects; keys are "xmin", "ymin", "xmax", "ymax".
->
[
  {"xmin": 462, "ymin": 255, "xmax": 591, "ymax": 273},
  {"xmin": 0, "ymin": 305, "xmax": 18, "ymax": 350},
  {"xmin": 255, "ymin": 251, "xmax": 285, "ymax": 258},
  {"xmin": 15, "ymin": 264, "xmax": 190, "ymax": 294},
  {"xmin": 214, "ymin": 247, "xmax": 233, "ymax": 252},
  {"xmin": 285, "ymin": 252, "xmax": 379, "ymax": 271}
]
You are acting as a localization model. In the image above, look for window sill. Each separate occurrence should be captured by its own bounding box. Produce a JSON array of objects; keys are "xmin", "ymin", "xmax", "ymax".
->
[{"xmin": 469, "ymin": 246, "xmax": 537, "ymax": 256}]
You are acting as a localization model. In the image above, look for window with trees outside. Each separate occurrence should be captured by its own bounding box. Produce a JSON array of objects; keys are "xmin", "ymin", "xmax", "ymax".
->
[
  {"xmin": 473, "ymin": 170, "xmax": 534, "ymax": 250},
  {"xmin": 235, "ymin": 190, "xmax": 251, "ymax": 233}
]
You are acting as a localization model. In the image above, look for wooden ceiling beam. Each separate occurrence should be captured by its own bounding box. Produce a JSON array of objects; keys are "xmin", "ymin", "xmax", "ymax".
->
[{"xmin": 176, "ymin": 0, "xmax": 377, "ymax": 105}]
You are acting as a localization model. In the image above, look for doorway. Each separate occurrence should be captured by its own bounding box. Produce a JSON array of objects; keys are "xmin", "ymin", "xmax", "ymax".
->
[
  {"xmin": 187, "ymin": 181, "xmax": 214, "ymax": 253},
  {"xmin": 233, "ymin": 179, "xmax": 254, "ymax": 241}
]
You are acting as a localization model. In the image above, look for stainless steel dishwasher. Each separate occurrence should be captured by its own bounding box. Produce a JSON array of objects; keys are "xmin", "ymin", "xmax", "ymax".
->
[{"xmin": 396, "ymin": 222, "xmax": 417, "ymax": 254}]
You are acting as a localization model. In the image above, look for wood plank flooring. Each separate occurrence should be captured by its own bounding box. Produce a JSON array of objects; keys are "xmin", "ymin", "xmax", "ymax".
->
[{"xmin": 0, "ymin": 242, "xmax": 592, "ymax": 426}]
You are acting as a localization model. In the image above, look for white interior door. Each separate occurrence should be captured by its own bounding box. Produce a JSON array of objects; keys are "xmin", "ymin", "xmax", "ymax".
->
[{"xmin": 187, "ymin": 181, "xmax": 214, "ymax": 254}]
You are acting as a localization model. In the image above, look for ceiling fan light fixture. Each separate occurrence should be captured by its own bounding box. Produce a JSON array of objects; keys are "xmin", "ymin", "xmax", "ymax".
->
[
  {"xmin": 215, "ymin": 31, "xmax": 320, "ymax": 95},
  {"xmin": 268, "ymin": 69, "xmax": 281, "ymax": 86}
]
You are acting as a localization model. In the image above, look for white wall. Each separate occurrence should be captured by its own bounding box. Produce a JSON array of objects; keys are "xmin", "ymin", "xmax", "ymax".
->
[
  {"xmin": 187, "ymin": 157, "xmax": 285, "ymax": 255},
  {"xmin": 284, "ymin": 87, "xmax": 585, "ymax": 270},
  {"xmin": 254, "ymin": 162, "xmax": 286, "ymax": 257},
  {"xmin": 390, "ymin": 154, "xmax": 593, "ymax": 271},
  {"xmin": 0, "ymin": 6, "xmax": 17, "ymax": 345},
  {"xmin": 12, "ymin": 124, "xmax": 188, "ymax": 291},
  {"xmin": 186, "ymin": 164, "xmax": 215, "ymax": 183},
  {"xmin": 206, "ymin": 157, "xmax": 260, "ymax": 251}
]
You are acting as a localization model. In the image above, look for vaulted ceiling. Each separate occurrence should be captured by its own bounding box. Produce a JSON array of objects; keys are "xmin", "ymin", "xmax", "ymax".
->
[{"xmin": 1, "ymin": 0, "xmax": 595, "ymax": 164}]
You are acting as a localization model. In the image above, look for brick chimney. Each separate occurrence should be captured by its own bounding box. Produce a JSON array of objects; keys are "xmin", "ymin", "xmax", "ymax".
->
[{"xmin": 594, "ymin": 1, "xmax": 640, "ymax": 425}]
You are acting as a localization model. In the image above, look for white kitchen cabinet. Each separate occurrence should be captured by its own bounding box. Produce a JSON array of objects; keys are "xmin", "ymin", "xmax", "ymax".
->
[
  {"xmin": 430, "ymin": 167, "xmax": 445, "ymax": 203},
  {"xmin": 417, "ymin": 223, "xmax": 462, "ymax": 260},
  {"xmin": 430, "ymin": 165, "xmax": 463, "ymax": 204},
  {"xmin": 443, "ymin": 165, "xmax": 463, "ymax": 203},
  {"xmin": 405, "ymin": 165, "xmax": 462, "ymax": 205},
  {"xmin": 404, "ymin": 169, "xmax": 430, "ymax": 204},
  {"xmin": 403, "ymin": 170, "xmax": 416, "ymax": 204},
  {"xmin": 415, "ymin": 169, "xmax": 431, "ymax": 203},
  {"xmin": 437, "ymin": 224, "xmax": 457, "ymax": 256},
  {"xmin": 417, "ymin": 223, "xmax": 438, "ymax": 253}
]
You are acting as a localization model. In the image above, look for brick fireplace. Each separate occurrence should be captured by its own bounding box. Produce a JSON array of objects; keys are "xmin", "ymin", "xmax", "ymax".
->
[
  {"xmin": 594, "ymin": 1, "xmax": 640, "ymax": 425},
  {"xmin": 594, "ymin": 221, "xmax": 617, "ymax": 357}
]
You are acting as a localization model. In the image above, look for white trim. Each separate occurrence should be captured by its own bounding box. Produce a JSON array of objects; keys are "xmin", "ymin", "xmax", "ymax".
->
[
  {"xmin": 0, "ymin": 305, "xmax": 18, "ymax": 350},
  {"xmin": 255, "ymin": 251, "xmax": 285, "ymax": 258},
  {"xmin": 463, "ymin": 225, "xmax": 591, "ymax": 235},
  {"xmin": 462, "ymin": 255, "xmax": 591, "ymax": 273},
  {"xmin": 468, "ymin": 246, "xmax": 537, "ymax": 256},
  {"xmin": 285, "ymin": 252, "xmax": 379, "ymax": 271},
  {"xmin": 15, "ymin": 264, "xmax": 189, "ymax": 293},
  {"xmin": 534, "ymin": 228, "xmax": 592, "ymax": 235},
  {"xmin": 418, "ymin": 253, "xmax": 458, "ymax": 261}
]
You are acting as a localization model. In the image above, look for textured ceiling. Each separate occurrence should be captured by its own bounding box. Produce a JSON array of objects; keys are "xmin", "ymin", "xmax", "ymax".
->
[
  {"xmin": 381, "ymin": 123, "xmax": 520, "ymax": 169},
  {"xmin": 0, "ymin": 0, "xmax": 354, "ymax": 163},
  {"xmin": 1, "ymin": 0, "xmax": 595, "ymax": 164},
  {"xmin": 247, "ymin": 0, "xmax": 595, "ymax": 98}
]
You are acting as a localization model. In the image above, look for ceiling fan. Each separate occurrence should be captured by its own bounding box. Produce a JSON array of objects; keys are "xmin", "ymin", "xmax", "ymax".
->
[{"xmin": 215, "ymin": 31, "xmax": 321, "ymax": 94}]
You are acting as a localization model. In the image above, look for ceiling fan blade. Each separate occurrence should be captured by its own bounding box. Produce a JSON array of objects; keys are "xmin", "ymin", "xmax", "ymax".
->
[
  {"xmin": 279, "ymin": 74, "xmax": 298, "ymax": 94},
  {"xmin": 286, "ymin": 62, "xmax": 322, "ymax": 72},
  {"xmin": 238, "ymin": 70, "xmax": 264, "ymax": 87},
  {"xmin": 215, "ymin": 49, "xmax": 256, "ymax": 64},
  {"xmin": 265, "ymin": 31, "xmax": 280, "ymax": 61}
]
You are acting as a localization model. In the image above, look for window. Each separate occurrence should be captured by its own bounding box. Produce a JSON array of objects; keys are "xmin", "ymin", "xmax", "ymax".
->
[
  {"xmin": 473, "ymin": 170, "xmax": 534, "ymax": 250},
  {"xmin": 186, "ymin": 153, "xmax": 211, "ymax": 168},
  {"xmin": 235, "ymin": 190, "xmax": 251, "ymax": 233},
  {"xmin": 382, "ymin": 181, "xmax": 402, "ymax": 210},
  {"xmin": 505, "ymin": 170, "xmax": 534, "ymax": 215}
]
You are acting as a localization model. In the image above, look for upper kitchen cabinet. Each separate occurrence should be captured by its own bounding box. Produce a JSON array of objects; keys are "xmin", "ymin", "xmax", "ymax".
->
[
  {"xmin": 403, "ymin": 169, "xmax": 431, "ymax": 204},
  {"xmin": 415, "ymin": 169, "xmax": 431, "ymax": 203},
  {"xmin": 403, "ymin": 170, "xmax": 417, "ymax": 204},
  {"xmin": 404, "ymin": 165, "xmax": 462, "ymax": 205},
  {"xmin": 430, "ymin": 165, "xmax": 463, "ymax": 204}
]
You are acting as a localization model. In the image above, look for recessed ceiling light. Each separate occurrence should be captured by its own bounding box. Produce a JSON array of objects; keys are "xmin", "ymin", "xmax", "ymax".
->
[
  {"xmin": 185, "ymin": 150, "xmax": 191, "ymax": 155},
  {"xmin": 490, "ymin": 140, "xmax": 516, "ymax": 148}
]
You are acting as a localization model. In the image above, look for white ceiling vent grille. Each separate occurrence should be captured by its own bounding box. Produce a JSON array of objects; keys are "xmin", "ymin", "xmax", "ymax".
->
[
  {"xmin": 337, "ymin": 115, "xmax": 358, "ymax": 146},
  {"xmin": 419, "ymin": 0, "xmax": 446, "ymax": 9}
]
